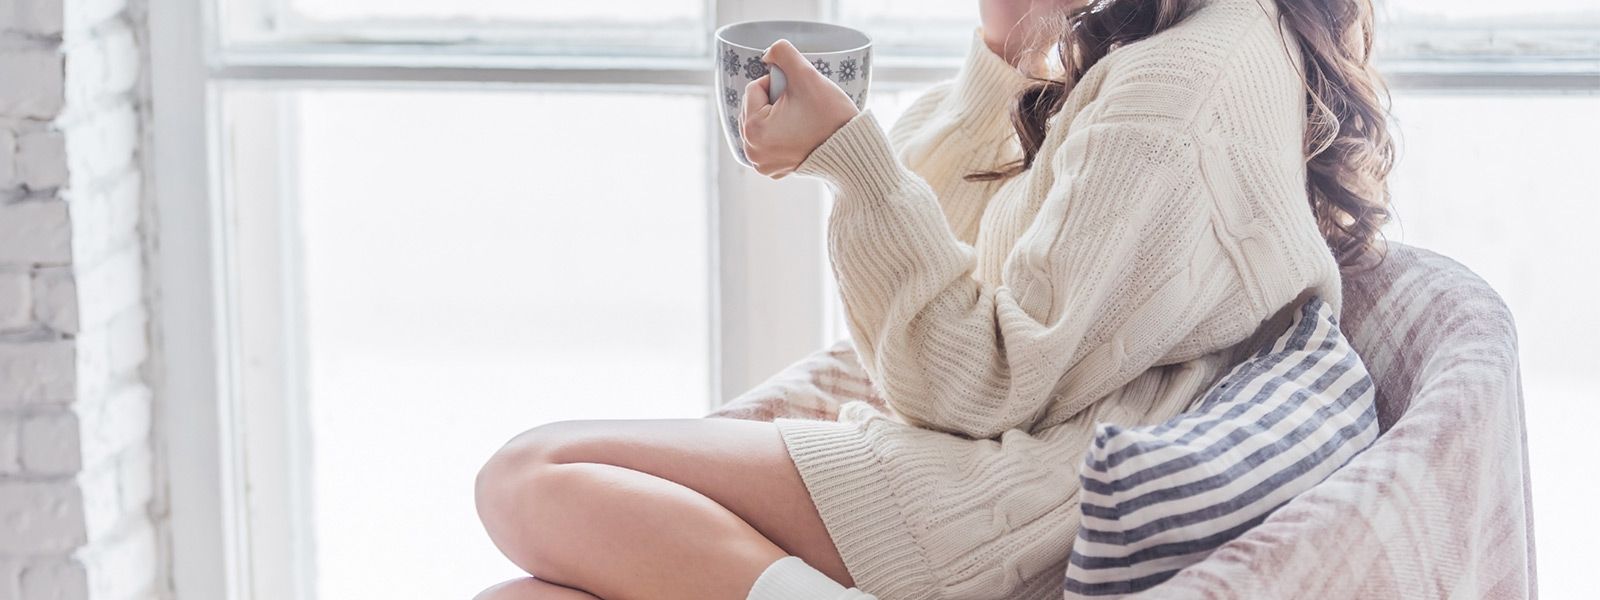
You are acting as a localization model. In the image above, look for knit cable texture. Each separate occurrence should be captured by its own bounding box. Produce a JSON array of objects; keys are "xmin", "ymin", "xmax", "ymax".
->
[{"xmin": 776, "ymin": 1, "xmax": 1343, "ymax": 597}]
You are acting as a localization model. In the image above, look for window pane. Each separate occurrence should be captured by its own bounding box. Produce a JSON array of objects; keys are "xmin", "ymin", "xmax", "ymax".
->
[
  {"xmin": 1380, "ymin": 0, "xmax": 1600, "ymax": 20},
  {"xmin": 1383, "ymin": 91, "xmax": 1600, "ymax": 599},
  {"xmin": 843, "ymin": 0, "xmax": 1600, "ymax": 24},
  {"xmin": 840, "ymin": 0, "xmax": 975, "ymax": 22},
  {"xmin": 289, "ymin": 0, "xmax": 700, "ymax": 25},
  {"xmin": 226, "ymin": 88, "xmax": 712, "ymax": 599},
  {"xmin": 839, "ymin": 1, "xmax": 1600, "ymax": 58},
  {"xmin": 862, "ymin": 86, "xmax": 925, "ymax": 131},
  {"xmin": 837, "ymin": 0, "xmax": 977, "ymax": 56},
  {"xmin": 219, "ymin": 0, "xmax": 704, "ymax": 52},
  {"xmin": 1375, "ymin": 0, "xmax": 1600, "ymax": 60}
]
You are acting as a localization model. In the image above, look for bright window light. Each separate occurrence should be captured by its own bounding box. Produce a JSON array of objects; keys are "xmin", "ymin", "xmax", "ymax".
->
[{"xmin": 262, "ymin": 88, "xmax": 712, "ymax": 600}]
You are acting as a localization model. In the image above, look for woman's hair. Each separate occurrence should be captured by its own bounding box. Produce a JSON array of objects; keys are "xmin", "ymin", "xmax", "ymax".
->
[{"xmin": 969, "ymin": 0, "xmax": 1395, "ymax": 269}]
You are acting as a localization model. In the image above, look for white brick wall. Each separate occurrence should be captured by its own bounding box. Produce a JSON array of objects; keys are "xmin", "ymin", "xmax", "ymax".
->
[{"xmin": 1, "ymin": 0, "xmax": 159, "ymax": 596}]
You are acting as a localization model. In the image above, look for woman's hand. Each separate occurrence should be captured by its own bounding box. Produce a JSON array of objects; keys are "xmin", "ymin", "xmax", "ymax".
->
[
  {"xmin": 980, "ymin": 0, "xmax": 1079, "ymax": 73},
  {"xmin": 740, "ymin": 40, "xmax": 860, "ymax": 179}
]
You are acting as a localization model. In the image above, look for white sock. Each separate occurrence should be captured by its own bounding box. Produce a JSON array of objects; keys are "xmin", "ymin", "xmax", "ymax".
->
[{"xmin": 746, "ymin": 556, "xmax": 877, "ymax": 600}]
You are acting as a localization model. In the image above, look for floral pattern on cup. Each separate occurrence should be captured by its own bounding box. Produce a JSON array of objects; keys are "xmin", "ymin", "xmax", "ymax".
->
[
  {"xmin": 812, "ymin": 59, "xmax": 833, "ymax": 79},
  {"xmin": 743, "ymin": 56, "xmax": 769, "ymax": 79},
  {"xmin": 838, "ymin": 57, "xmax": 859, "ymax": 83},
  {"xmin": 714, "ymin": 23, "xmax": 872, "ymax": 167}
]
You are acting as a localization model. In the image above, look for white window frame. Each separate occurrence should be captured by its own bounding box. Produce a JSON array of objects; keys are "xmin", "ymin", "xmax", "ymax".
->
[
  {"xmin": 152, "ymin": 1, "xmax": 850, "ymax": 597},
  {"xmin": 148, "ymin": 0, "xmax": 1599, "ymax": 597}
]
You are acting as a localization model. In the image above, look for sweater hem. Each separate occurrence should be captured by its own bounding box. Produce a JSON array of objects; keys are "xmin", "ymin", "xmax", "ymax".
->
[{"xmin": 775, "ymin": 417, "xmax": 942, "ymax": 600}]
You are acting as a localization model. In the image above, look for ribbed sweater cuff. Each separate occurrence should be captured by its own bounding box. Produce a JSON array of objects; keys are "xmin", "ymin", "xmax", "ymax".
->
[
  {"xmin": 795, "ymin": 109, "xmax": 924, "ymax": 199},
  {"xmin": 952, "ymin": 28, "xmax": 1034, "ymax": 132},
  {"xmin": 773, "ymin": 418, "xmax": 935, "ymax": 599}
]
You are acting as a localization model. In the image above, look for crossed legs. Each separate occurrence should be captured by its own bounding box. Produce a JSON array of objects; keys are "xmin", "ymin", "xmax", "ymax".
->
[{"xmin": 473, "ymin": 418, "xmax": 854, "ymax": 599}]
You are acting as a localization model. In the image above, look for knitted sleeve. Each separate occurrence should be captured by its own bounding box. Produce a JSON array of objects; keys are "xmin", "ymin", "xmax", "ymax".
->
[
  {"xmin": 876, "ymin": 29, "xmax": 1033, "ymax": 237},
  {"xmin": 796, "ymin": 111, "xmax": 1252, "ymax": 439}
]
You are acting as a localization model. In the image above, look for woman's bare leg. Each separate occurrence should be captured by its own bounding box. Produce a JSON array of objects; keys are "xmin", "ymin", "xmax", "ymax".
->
[
  {"xmin": 475, "ymin": 577, "xmax": 601, "ymax": 600},
  {"xmin": 474, "ymin": 418, "xmax": 852, "ymax": 600}
]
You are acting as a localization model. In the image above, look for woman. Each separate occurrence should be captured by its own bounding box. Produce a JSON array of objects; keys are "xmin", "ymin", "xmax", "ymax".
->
[{"xmin": 474, "ymin": 0, "xmax": 1394, "ymax": 597}]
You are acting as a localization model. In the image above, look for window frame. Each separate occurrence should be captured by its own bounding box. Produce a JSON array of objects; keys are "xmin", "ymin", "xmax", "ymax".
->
[
  {"xmin": 154, "ymin": 0, "xmax": 844, "ymax": 597},
  {"xmin": 148, "ymin": 0, "xmax": 1599, "ymax": 598}
]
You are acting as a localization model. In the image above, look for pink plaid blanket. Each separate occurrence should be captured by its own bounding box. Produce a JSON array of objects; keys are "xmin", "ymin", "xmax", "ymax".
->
[{"xmin": 707, "ymin": 243, "xmax": 1537, "ymax": 598}]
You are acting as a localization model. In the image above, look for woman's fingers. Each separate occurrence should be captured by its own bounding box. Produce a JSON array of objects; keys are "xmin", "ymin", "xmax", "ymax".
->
[
  {"xmin": 762, "ymin": 39, "xmax": 815, "ymax": 83},
  {"xmin": 743, "ymin": 75, "xmax": 771, "ymax": 112},
  {"xmin": 738, "ymin": 39, "xmax": 857, "ymax": 180},
  {"xmin": 740, "ymin": 76, "xmax": 772, "ymax": 163}
]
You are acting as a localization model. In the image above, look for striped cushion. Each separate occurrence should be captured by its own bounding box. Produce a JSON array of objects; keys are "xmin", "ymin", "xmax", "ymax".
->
[{"xmin": 1063, "ymin": 296, "xmax": 1379, "ymax": 597}]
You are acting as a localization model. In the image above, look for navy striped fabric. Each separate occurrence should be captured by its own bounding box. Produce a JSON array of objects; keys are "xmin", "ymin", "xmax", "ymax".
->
[{"xmin": 1063, "ymin": 297, "xmax": 1378, "ymax": 598}]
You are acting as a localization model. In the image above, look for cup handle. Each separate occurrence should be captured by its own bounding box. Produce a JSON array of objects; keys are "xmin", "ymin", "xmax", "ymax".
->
[{"xmin": 768, "ymin": 64, "xmax": 787, "ymax": 101}]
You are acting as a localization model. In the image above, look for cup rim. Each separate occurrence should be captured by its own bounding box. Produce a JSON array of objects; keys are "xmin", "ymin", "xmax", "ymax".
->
[{"xmin": 714, "ymin": 20, "xmax": 872, "ymax": 55}]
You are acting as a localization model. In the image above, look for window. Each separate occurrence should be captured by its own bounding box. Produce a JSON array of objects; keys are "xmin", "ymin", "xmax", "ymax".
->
[
  {"xmin": 150, "ymin": 1, "xmax": 1595, "ymax": 599},
  {"xmin": 219, "ymin": 88, "xmax": 714, "ymax": 599},
  {"xmin": 156, "ymin": 0, "xmax": 841, "ymax": 598}
]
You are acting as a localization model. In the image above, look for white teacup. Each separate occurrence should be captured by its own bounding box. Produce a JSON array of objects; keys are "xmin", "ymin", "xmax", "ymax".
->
[{"xmin": 713, "ymin": 20, "xmax": 873, "ymax": 167}]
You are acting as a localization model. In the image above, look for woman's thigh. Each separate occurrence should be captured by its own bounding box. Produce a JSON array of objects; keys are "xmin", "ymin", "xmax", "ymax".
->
[{"xmin": 496, "ymin": 418, "xmax": 853, "ymax": 587}]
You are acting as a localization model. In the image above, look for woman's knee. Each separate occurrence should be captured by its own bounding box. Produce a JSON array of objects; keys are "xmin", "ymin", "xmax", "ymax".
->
[
  {"xmin": 474, "ymin": 422, "xmax": 616, "ymax": 573},
  {"xmin": 480, "ymin": 419, "xmax": 615, "ymax": 475},
  {"xmin": 475, "ymin": 460, "xmax": 599, "ymax": 578},
  {"xmin": 475, "ymin": 420, "xmax": 593, "ymax": 505}
]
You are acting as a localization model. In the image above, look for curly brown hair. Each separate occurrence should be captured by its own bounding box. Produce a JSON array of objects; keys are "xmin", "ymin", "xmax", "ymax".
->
[{"xmin": 969, "ymin": 0, "xmax": 1395, "ymax": 270}]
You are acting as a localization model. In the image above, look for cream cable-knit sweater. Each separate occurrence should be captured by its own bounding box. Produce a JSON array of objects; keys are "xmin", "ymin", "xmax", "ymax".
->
[{"xmin": 770, "ymin": 0, "xmax": 1342, "ymax": 598}]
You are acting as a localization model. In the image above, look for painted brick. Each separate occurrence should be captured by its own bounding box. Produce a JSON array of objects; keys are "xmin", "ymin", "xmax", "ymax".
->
[
  {"xmin": 0, "ymin": 340, "xmax": 75, "ymax": 405},
  {"xmin": 0, "ymin": 269, "xmax": 31, "ymax": 331},
  {"xmin": 1, "ymin": 0, "xmax": 158, "ymax": 595},
  {"xmin": 20, "ymin": 409, "xmax": 81, "ymax": 475},
  {"xmin": 31, "ymin": 266, "xmax": 77, "ymax": 334},
  {"xmin": 19, "ymin": 559, "xmax": 88, "ymax": 600},
  {"xmin": 62, "ymin": 0, "xmax": 125, "ymax": 37},
  {"xmin": 72, "ymin": 307, "xmax": 144, "ymax": 403},
  {"xmin": 0, "ymin": 479, "xmax": 86, "ymax": 554},
  {"xmin": 0, "ymin": 558, "xmax": 20, "ymax": 600},
  {"xmin": 17, "ymin": 129, "xmax": 69, "ymax": 190},
  {"xmin": 113, "ymin": 441, "xmax": 150, "ymax": 519},
  {"xmin": 0, "ymin": 419, "xmax": 18, "ymax": 474},
  {"xmin": 102, "ymin": 309, "xmax": 144, "ymax": 379},
  {"xmin": 77, "ymin": 458, "xmax": 118, "ymax": 543},
  {"xmin": 0, "ymin": 200, "xmax": 72, "ymax": 264},
  {"xmin": 0, "ymin": 50, "xmax": 65, "ymax": 119},
  {"xmin": 64, "ymin": 22, "xmax": 139, "ymax": 107},
  {"xmin": 0, "ymin": 128, "xmax": 16, "ymax": 187},
  {"xmin": 63, "ymin": 103, "xmax": 136, "ymax": 190},
  {"xmin": 82, "ymin": 524, "xmax": 156, "ymax": 600},
  {"xmin": 1, "ymin": 0, "xmax": 66, "ymax": 36},
  {"xmin": 67, "ymin": 245, "xmax": 137, "ymax": 332},
  {"xmin": 78, "ymin": 384, "xmax": 148, "ymax": 469},
  {"xmin": 65, "ymin": 170, "xmax": 139, "ymax": 266}
]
